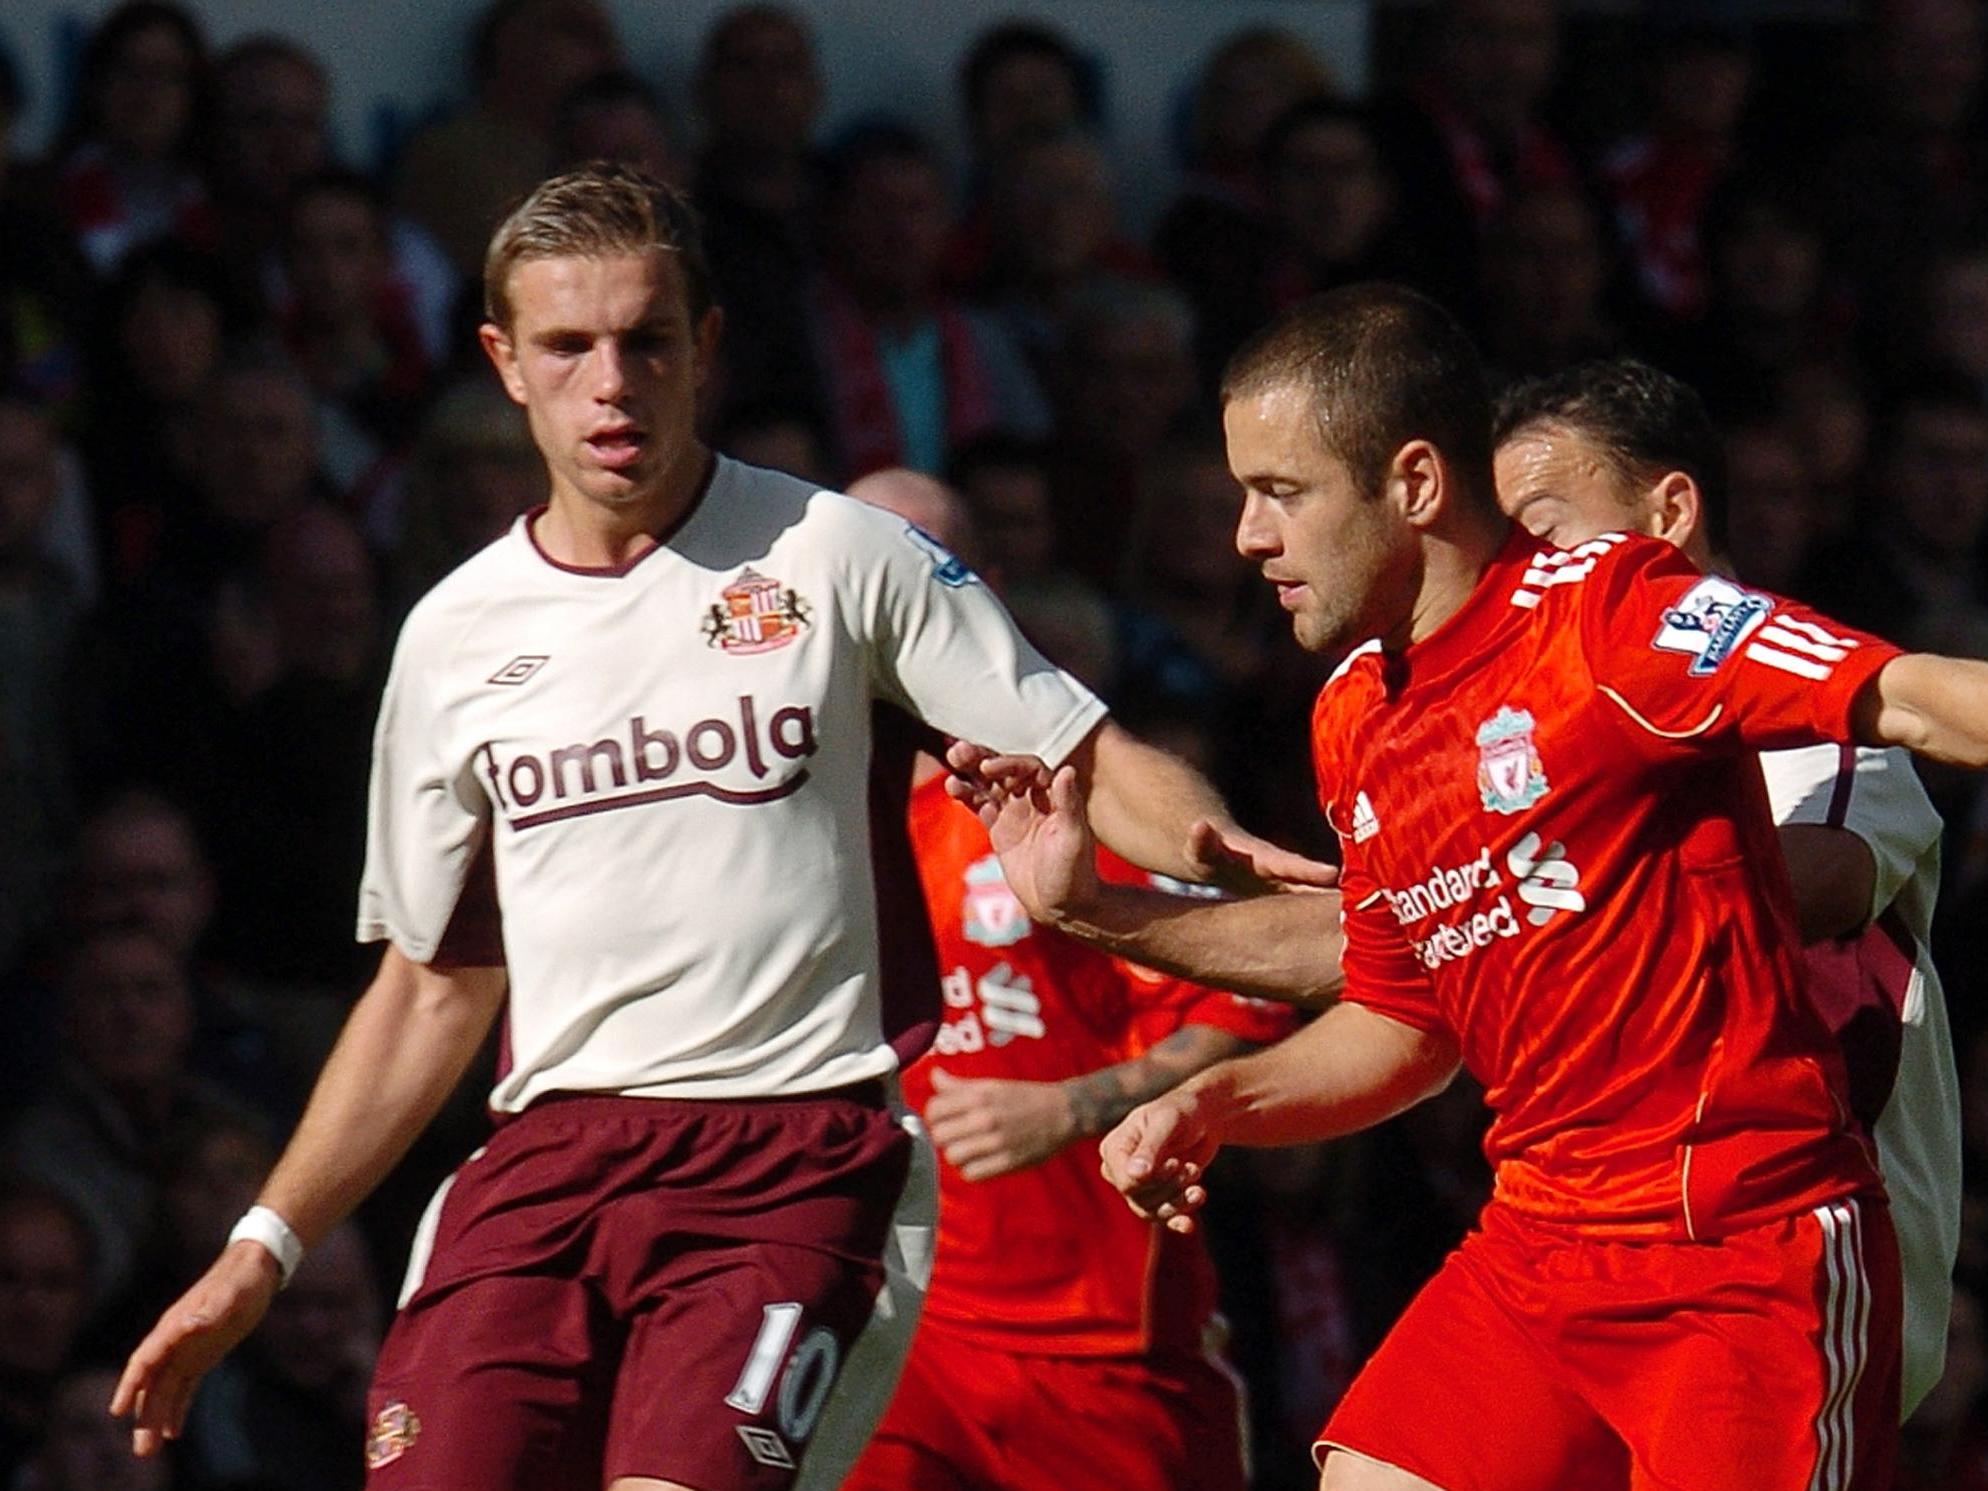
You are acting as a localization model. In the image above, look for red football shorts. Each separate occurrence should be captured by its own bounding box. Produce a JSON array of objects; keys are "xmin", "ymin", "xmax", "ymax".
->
[
  {"xmin": 1319, "ymin": 1195, "xmax": 1900, "ymax": 1491},
  {"xmin": 362, "ymin": 1087, "xmax": 918, "ymax": 1491},
  {"xmin": 842, "ymin": 1322, "xmax": 1249, "ymax": 1491}
]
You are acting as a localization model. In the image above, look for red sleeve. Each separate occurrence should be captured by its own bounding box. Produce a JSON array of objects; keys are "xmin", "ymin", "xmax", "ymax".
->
[
  {"xmin": 1577, "ymin": 538, "xmax": 1902, "ymax": 760},
  {"xmin": 1336, "ymin": 852, "xmax": 1450, "ymax": 1035}
]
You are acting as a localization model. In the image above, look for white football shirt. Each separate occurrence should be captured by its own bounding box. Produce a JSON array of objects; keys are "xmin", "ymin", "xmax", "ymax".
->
[
  {"xmin": 356, "ymin": 457, "xmax": 1105, "ymax": 1109},
  {"xmin": 1762, "ymin": 742, "xmax": 1958, "ymax": 1417}
]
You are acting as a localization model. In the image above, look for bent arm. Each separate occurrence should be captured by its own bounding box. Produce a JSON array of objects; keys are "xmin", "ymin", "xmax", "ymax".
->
[
  {"xmin": 1854, "ymin": 653, "xmax": 1988, "ymax": 767},
  {"xmin": 1778, "ymin": 824, "xmax": 1878, "ymax": 943},
  {"xmin": 1183, "ymin": 1001, "xmax": 1459, "ymax": 1148},
  {"xmin": 257, "ymin": 944, "xmax": 507, "ymax": 1246},
  {"xmin": 1065, "ymin": 1024, "xmax": 1256, "ymax": 1139},
  {"xmin": 1051, "ymin": 883, "xmax": 1345, "ymax": 1010}
]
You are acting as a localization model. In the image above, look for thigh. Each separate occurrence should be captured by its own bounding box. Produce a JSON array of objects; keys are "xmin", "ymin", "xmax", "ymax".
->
[
  {"xmin": 1319, "ymin": 1237, "xmax": 1623, "ymax": 1491},
  {"xmin": 842, "ymin": 1329, "xmax": 992, "ymax": 1491},
  {"xmin": 1572, "ymin": 1197, "xmax": 1902, "ymax": 1491},
  {"xmin": 1023, "ymin": 1354, "xmax": 1249, "ymax": 1491}
]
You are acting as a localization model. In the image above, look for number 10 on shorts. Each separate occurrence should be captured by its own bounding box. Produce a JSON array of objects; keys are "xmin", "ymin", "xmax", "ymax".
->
[{"xmin": 726, "ymin": 1302, "xmax": 842, "ymax": 1446}]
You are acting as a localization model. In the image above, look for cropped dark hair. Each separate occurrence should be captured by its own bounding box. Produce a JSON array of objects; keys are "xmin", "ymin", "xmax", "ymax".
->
[
  {"xmin": 960, "ymin": 21, "xmax": 1093, "ymax": 126},
  {"xmin": 1494, "ymin": 357, "xmax": 1727, "ymax": 550},
  {"xmin": 1221, "ymin": 282, "xmax": 1493, "ymax": 503}
]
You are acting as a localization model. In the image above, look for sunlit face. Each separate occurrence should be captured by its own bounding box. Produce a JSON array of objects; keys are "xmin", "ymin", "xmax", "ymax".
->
[
  {"xmin": 1494, "ymin": 423, "xmax": 1652, "ymax": 547},
  {"xmin": 1225, "ymin": 384, "xmax": 1418, "ymax": 655},
  {"xmin": 482, "ymin": 251, "xmax": 719, "ymax": 517}
]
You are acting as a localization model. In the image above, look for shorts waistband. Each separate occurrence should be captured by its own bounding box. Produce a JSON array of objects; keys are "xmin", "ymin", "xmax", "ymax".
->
[{"xmin": 505, "ymin": 1080, "xmax": 888, "ymax": 1126}]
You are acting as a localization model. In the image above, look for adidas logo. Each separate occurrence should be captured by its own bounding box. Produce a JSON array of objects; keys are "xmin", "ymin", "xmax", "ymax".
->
[{"xmin": 1351, "ymin": 791, "xmax": 1380, "ymax": 844}]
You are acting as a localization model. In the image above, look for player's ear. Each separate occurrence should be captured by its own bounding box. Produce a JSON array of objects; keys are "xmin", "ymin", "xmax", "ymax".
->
[
  {"xmin": 1649, "ymin": 470, "xmax": 1701, "ymax": 550},
  {"xmin": 692, "ymin": 304, "xmax": 726, "ymax": 392},
  {"xmin": 479, "ymin": 321, "xmax": 528, "ymax": 406},
  {"xmin": 1391, "ymin": 439, "xmax": 1445, "ymax": 529}
]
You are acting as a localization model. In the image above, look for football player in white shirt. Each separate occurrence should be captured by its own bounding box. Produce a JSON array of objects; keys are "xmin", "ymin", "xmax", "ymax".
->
[
  {"xmin": 109, "ymin": 164, "xmax": 1326, "ymax": 1491},
  {"xmin": 1491, "ymin": 356, "xmax": 1961, "ymax": 1420}
]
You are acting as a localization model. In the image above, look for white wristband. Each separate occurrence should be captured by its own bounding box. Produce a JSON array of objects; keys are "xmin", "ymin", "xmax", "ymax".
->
[{"xmin": 227, "ymin": 1205, "xmax": 305, "ymax": 1288}]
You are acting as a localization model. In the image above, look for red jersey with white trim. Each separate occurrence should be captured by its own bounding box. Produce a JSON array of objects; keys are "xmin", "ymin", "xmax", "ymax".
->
[
  {"xmin": 1316, "ymin": 529, "xmax": 1898, "ymax": 1241},
  {"xmin": 902, "ymin": 776, "xmax": 1297, "ymax": 1355}
]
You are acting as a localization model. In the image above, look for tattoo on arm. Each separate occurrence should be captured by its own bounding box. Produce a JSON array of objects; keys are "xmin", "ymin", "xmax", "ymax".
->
[{"xmin": 1064, "ymin": 1025, "xmax": 1253, "ymax": 1138}]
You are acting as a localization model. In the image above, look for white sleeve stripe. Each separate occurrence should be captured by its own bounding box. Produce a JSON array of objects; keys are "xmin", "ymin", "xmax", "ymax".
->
[
  {"xmin": 1746, "ymin": 642, "xmax": 1834, "ymax": 681},
  {"xmin": 1511, "ymin": 588, "xmax": 1543, "ymax": 609},
  {"xmin": 1759, "ymin": 624, "xmax": 1852, "ymax": 663},
  {"xmin": 1520, "ymin": 559, "xmax": 1599, "ymax": 588},
  {"xmin": 1777, "ymin": 615, "xmax": 1859, "ymax": 650},
  {"xmin": 1599, "ymin": 686, "xmax": 1725, "ymax": 739}
]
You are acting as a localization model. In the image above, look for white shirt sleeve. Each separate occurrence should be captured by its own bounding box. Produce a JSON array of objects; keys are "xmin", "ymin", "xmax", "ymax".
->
[
  {"xmin": 355, "ymin": 610, "xmax": 492, "ymax": 960},
  {"xmin": 1760, "ymin": 744, "xmax": 1943, "ymax": 924},
  {"xmin": 850, "ymin": 503, "xmax": 1106, "ymax": 766}
]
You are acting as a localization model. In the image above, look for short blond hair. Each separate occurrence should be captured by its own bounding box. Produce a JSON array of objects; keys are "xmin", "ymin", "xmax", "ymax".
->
[{"xmin": 482, "ymin": 161, "xmax": 713, "ymax": 328}]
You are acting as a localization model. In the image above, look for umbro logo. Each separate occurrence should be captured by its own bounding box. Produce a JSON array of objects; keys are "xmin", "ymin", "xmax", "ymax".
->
[
  {"xmin": 489, "ymin": 656, "xmax": 549, "ymax": 686},
  {"xmin": 736, "ymin": 1426, "xmax": 794, "ymax": 1469},
  {"xmin": 1351, "ymin": 791, "xmax": 1380, "ymax": 843}
]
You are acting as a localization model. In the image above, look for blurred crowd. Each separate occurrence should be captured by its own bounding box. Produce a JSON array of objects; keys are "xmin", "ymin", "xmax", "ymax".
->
[{"xmin": 2, "ymin": 0, "xmax": 1988, "ymax": 1486}]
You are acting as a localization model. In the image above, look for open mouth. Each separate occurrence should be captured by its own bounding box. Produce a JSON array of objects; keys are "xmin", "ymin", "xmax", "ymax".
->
[{"xmin": 586, "ymin": 428, "xmax": 648, "ymax": 470}]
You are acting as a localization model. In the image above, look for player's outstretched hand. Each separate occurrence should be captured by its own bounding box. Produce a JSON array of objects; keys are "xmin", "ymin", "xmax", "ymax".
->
[
  {"xmin": 974, "ymin": 764, "xmax": 1100, "ymax": 923},
  {"xmin": 925, "ymin": 1068, "xmax": 1075, "ymax": 1180},
  {"xmin": 942, "ymin": 739, "xmax": 1051, "ymax": 820},
  {"xmin": 110, "ymin": 1241, "xmax": 282, "ymax": 1456},
  {"xmin": 1099, "ymin": 1089, "xmax": 1224, "ymax": 1234},
  {"xmin": 1188, "ymin": 819, "xmax": 1340, "ymax": 895}
]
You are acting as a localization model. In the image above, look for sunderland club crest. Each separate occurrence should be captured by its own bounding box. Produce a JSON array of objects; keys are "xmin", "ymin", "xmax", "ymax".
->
[
  {"xmin": 703, "ymin": 569, "xmax": 812, "ymax": 654},
  {"xmin": 1476, "ymin": 706, "xmax": 1549, "ymax": 815},
  {"xmin": 961, "ymin": 854, "xmax": 1030, "ymax": 947},
  {"xmin": 365, "ymin": 1401, "xmax": 421, "ymax": 1470}
]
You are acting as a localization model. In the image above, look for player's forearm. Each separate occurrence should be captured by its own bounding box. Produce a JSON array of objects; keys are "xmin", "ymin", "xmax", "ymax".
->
[
  {"xmin": 1047, "ymin": 883, "xmax": 1345, "ymax": 1009},
  {"xmin": 1180, "ymin": 1003, "xmax": 1459, "ymax": 1149},
  {"xmin": 1080, "ymin": 720, "xmax": 1235, "ymax": 880},
  {"xmin": 1062, "ymin": 1025, "xmax": 1252, "ymax": 1139},
  {"xmin": 1859, "ymin": 653, "xmax": 1988, "ymax": 767},
  {"xmin": 255, "ymin": 947, "xmax": 506, "ymax": 1248}
]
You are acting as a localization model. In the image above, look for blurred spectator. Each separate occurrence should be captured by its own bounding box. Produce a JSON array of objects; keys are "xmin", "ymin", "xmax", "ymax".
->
[
  {"xmin": 1479, "ymin": 185, "xmax": 1619, "ymax": 380},
  {"xmin": 810, "ymin": 121, "xmax": 1047, "ymax": 479},
  {"xmin": 181, "ymin": 1222, "xmax": 382, "ymax": 1491},
  {"xmin": 68, "ymin": 792, "xmax": 290, "ymax": 1121},
  {"xmin": 16, "ymin": 1362, "xmax": 174, "ymax": 1491},
  {"xmin": 0, "ymin": 400, "xmax": 82, "ymax": 970},
  {"xmin": 3, "ymin": 924, "xmax": 266, "ymax": 1308},
  {"xmin": 1812, "ymin": 375, "xmax": 1988, "ymax": 653},
  {"xmin": 1044, "ymin": 275, "xmax": 1195, "ymax": 583},
  {"xmin": 553, "ymin": 69, "xmax": 680, "ymax": 184},
  {"xmin": 394, "ymin": 0, "xmax": 620, "ymax": 278},
  {"xmin": 968, "ymin": 127, "xmax": 1156, "ymax": 377},
  {"xmin": 713, "ymin": 401, "xmax": 832, "ymax": 488},
  {"xmin": 1825, "ymin": 0, "xmax": 1988, "ymax": 345},
  {"xmin": 1374, "ymin": 0, "xmax": 1576, "ymax": 289},
  {"xmin": 1599, "ymin": 20, "xmax": 1753, "ymax": 324},
  {"xmin": 53, "ymin": 2, "xmax": 214, "ymax": 275},
  {"xmin": 1156, "ymin": 29, "xmax": 1336, "ymax": 381},
  {"xmin": 385, "ymin": 377, "xmax": 540, "ymax": 608},
  {"xmin": 959, "ymin": 20, "xmax": 1093, "ymax": 177},
  {"xmin": 84, "ymin": 242, "xmax": 233, "ymax": 557},
  {"xmin": 1184, "ymin": 98, "xmax": 1429, "ymax": 389},
  {"xmin": 207, "ymin": 38, "xmax": 457, "ymax": 365},
  {"xmin": 1719, "ymin": 417, "xmax": 1824, "ymax": 598},
  {"xmin": 1779, "ymin": 360, "xmax": 1872, "ymax": 545},
  {"xmin": 0, "ymin": 1183, "xmax": 95, "ymax": 1484},
  {"xmin": 200, "ymin": 504, "xmax": 385, "ymax": 994},
  {"xmin": 1917, "ymin": 237, "xmax": 1988, "ymax": 393},
  {"xmin": 0, "ymin": 52, "xmax": 93, "ymax": 414},
  {"xmin": 1667, "ymin": 171, "xmax": 1845, "ymax": 413},
  {"xmin": 693, "ymin": 5, "xmax": 825, "ymax": 424},
  {"xmin": 278, "ymin": 170, "xmax": 437, "ymax": 495},
  {"xmin": 948, "ymin": 433, "xmax": 1059, "ymax": 582}
]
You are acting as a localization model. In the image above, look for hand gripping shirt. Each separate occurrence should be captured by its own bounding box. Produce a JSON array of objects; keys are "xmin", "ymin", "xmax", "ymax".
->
[
  {"xmin": 1314, "ymin": 530, "xmax": 1899, "ymax": 1241},
  {"xmin": 902, "ymin": 776, "xmax": 1297, "ymax": 1356},
  {"xmin": 356, "ymin": 458, "xmax": 1106, "ymax": 1109}
]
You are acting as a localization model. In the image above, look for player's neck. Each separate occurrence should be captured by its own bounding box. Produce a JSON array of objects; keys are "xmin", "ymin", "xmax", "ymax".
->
[
  {"xmin": 1404, "ymin": 505, "xmax": 1512, "ymax": 646},
  {"xmin": 538, "ymin": 447, "xmax": 715, "ymax": 569}
]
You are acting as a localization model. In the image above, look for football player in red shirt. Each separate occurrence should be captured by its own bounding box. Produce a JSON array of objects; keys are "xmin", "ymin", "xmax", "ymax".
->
[
  {"xmin": 956, "ymin": 284, "xmax": 1988, "ymax": 1491},
  {"xmin": 845, "ymin": 468, "xmax": 1297, "ymax": 1491}
]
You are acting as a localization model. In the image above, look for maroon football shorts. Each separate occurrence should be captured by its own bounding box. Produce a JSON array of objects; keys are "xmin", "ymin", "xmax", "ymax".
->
[
  {"xmin": 843, "ymin": 1322, "xmax": 1249, "ymax": 1491},
  {"xmin": 362, "ymin": 1085, "xmax": 917, "ymax": 1491}
]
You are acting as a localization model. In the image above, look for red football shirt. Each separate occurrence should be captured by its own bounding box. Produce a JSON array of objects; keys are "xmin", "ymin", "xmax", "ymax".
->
[
  {"xmin": 1316, "ymin": 530, "xmax": 1897, "ymax": 1241},
  {"xmin": 903, "ymin": 775, "xmax": 1297, "ymax": 1355}
]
